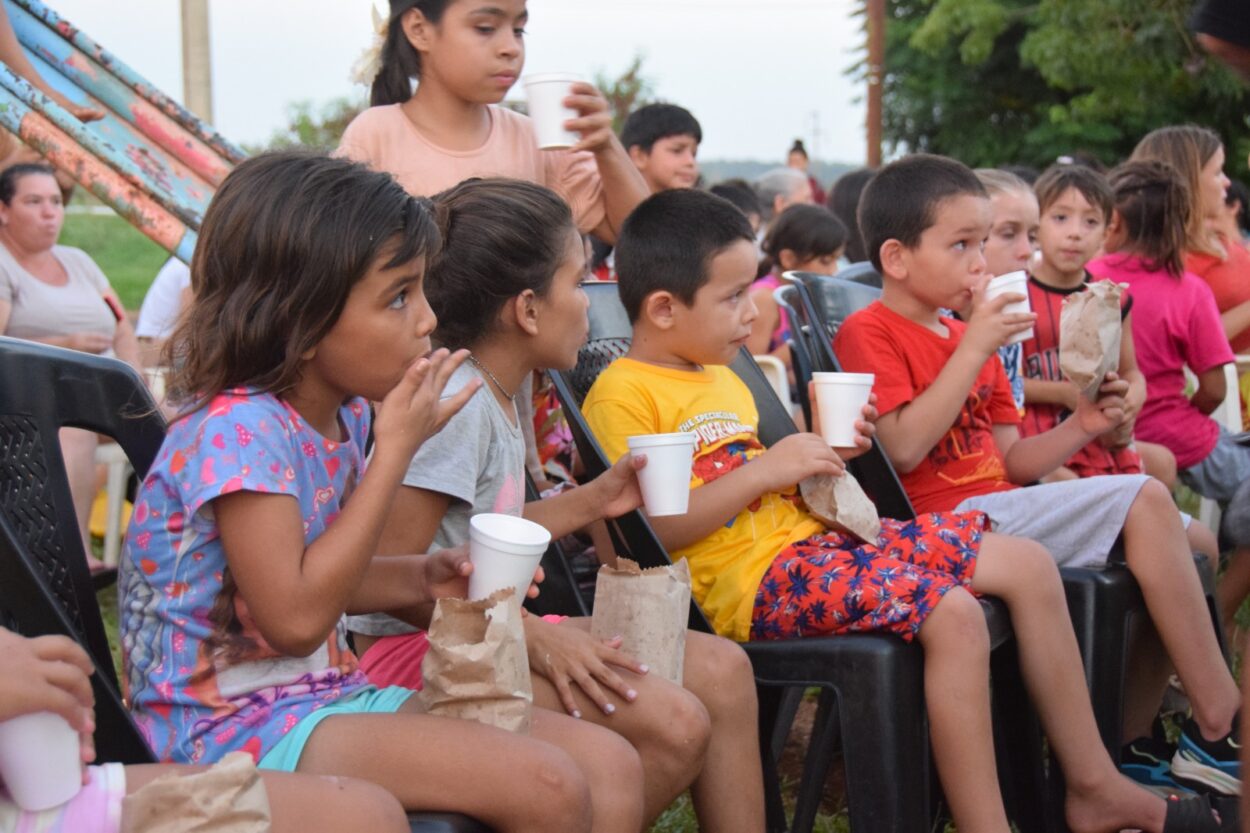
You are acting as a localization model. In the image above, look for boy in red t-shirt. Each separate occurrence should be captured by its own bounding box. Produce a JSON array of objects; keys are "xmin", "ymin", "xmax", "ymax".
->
[{"xmin": 834, "ymin": 154, "xmax": 1240, "ymax": 797}]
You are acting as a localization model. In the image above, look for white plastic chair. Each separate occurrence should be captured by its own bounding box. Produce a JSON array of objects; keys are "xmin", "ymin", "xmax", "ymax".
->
[
  {"xmin": 753, "ymin": 354, "xmax": 794, "ymax": 418},
  {"xmin": 1191, "ymin": 362, "xmax": 1243, "ymax": 532},
  {"xmin": 93, "ymin": 441, "xmax": 130, "ymax": 566}
]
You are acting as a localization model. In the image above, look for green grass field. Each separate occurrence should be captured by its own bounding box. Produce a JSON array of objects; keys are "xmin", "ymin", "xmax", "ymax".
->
[{"xmin": 60, "ymin": 212, "xmax": 168, "ymax": 312}]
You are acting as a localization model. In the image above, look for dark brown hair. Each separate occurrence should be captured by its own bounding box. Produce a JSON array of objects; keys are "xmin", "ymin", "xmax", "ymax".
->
[
  {"xmin": 0, "ymin": 163, "xmax": 56, "ymax": 204},
  {"xmin": 1033, "ymin": 163, "xmax": 1113, "ymax": 222},
  {"xmin": 370, "ymin": 0, "xmax": 452, "ymax": 106},
  {"xmin": 1131, "ymin": 125, "xmax": 1225, "ymax": 257},
  {"xmin": 1106, "ymin": 159, "xmax": 1191, "ymax": 279},
  {"xmin": 164, "ymin": 150, "xmax": 439, "ymax": 414},
  {"xmin": 426, "ymin": 178, "xmax": 574, "ymax": 350}
]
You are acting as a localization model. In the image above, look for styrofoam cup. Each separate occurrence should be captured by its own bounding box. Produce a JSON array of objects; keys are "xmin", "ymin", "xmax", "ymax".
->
[
  {"xmin": 0, "ymin": 712, "xmax": 82, "ymax": 811},
  {"xmin": 627, "ymin": 433, "xmax": 697, "ymax": 516},
  {"xmin": 811, "ymin": 372, "xmax": 875, "ymax": 448},
  {"xmin": 985, "ymin": 270, "xmax": 1034, "ymax": 345},
  {"xmin": 523, "ymin": 73, "xmax": 580, "ymax": 150},
  {"xmin": 468, "ymin": 513, "xmax": 551, "ymax": 601}
]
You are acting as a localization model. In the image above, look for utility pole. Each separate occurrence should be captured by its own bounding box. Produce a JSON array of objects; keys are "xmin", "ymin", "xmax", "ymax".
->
[
  {"xmin": 866, "ymin": 0, "xmax": 884, "ymax": 167},
  {"xmin": 181, "ymin": 0, "xmax": 213, "ymax": 122}
]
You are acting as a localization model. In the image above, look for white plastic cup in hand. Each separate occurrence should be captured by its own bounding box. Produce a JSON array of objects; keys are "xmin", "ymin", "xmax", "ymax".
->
[
  {"xmin": 0, "ymin": 712, "xmax": 82, "ymax": 810},
  {"xmin": 468, "ymin": 513, "xmax": 551, "ymax": 601},
  {"xmin": 811, "ymin": 372, "xmax": 875, "ymax": 448},
  {"xmin": 627, "ymin": 433, "xmax": 697, "ymax": 516},
  {"xmin": 523, "ymin": 73, "xmax": 580, "ymax": 149},
  {"xmin": 985, "ymin": 270, "xmax": 1034, "ymax": 345}
]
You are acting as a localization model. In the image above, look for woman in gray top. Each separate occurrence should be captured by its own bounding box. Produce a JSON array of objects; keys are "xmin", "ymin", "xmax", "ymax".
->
[{"xmin": 0, "ymin": 162, "xmax": 140, "ymax": 572}]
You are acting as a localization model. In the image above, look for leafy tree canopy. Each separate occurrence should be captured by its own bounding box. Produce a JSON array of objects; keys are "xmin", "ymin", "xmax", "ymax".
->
[{"xmin": 884, "ymin": 0, "xmax": 1249, "ymax": 177}]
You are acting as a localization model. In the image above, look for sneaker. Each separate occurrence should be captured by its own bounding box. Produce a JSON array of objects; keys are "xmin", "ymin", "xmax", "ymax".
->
[
  {"xmin": 1122, "ymin": 735, "xmax": 1191, "ymax": 794},
  {"xmin": 1171, "ymin": 714, "xmax": 1241, "ymax": 796}
]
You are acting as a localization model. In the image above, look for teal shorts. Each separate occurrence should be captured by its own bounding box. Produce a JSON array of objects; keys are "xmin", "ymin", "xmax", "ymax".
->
[{"xmin": 258, "ymin": 685, "xmax": 414, "ymax": 772}]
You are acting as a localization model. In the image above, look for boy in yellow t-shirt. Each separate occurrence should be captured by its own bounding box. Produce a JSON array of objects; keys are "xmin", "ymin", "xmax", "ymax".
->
[{"xmin": 582, "ymin": 188, "xmax": 1211, "ymax": 832}]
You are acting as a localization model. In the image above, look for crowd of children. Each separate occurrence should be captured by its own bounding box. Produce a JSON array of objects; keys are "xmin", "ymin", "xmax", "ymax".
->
[{"xmin": 4, "ymin": 0, "xmax": 1248, "ymax": 830}]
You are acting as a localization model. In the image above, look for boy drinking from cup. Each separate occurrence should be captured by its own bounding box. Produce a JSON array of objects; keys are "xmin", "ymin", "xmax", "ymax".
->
[
  {"xmin": 582, "ymin": 187, "xmax": 1223, "ymax": 832},
  {"xmin": 833, "ymin": 153, "xmax": 1240, "ymax": 796}
]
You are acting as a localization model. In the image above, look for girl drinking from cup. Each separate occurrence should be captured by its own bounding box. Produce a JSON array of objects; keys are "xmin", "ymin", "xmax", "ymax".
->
[
  {"xmin": 339, "ymin": 0, "xmax": 647, "ymax": 244},
  {"xmin": 119, "ymin": 151, "xmax": 647, "ymax": 832},
  {"xmin": 348, "ymin": 177, "xmax": 766, "ymax": 832}
]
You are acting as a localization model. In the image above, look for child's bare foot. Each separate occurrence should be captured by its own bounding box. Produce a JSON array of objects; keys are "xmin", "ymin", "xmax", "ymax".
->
[{"xmin": 1065, "ymin": 772, "xmax": 1165, "ymax": 833}]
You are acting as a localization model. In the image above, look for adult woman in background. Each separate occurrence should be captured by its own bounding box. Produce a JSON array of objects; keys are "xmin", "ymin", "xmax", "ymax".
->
[{"xmin": 0, "ymin": 163, "xmax": 139, "ymax": 572}]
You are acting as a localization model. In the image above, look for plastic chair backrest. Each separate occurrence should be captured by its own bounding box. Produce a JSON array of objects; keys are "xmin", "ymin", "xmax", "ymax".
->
[
  {"xmin": 832, "ymin": 260, "xmax": 883, "ymax": 288},
  {"xmin": 751, "ymin": 354, "xmax": 792, "ymax": 413},
  {"xmin": 783, "ymin": 271, "xmax": 882, "ymax": 338},
  {"xmin": 523, "ymin": 471, "xmax": 591, "ymax": 617},
  {"xmin": 0, "ymin": 337, "xmax": 165, "ymax": 763}
]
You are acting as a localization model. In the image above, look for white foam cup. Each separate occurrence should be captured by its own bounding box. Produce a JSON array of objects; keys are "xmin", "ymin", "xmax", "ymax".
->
[
  {"xmin": 523, "ymin": 73, "xmax": 581, "ymax": 149},
  {"xmin": 627, "ymin": 433, "xmax": 697, "ymax": 516},
  {"xmin": 0, "ymin": 712, "xmax": 82, "ymax": 811},
  {"xmin": 811, "ymin": 372, "xmax": 875, "ymax": 448},
  {"xmin": 985, "ymin": 270, "xmax": 1034, "ymax": 345},
  {"xmin": 468, "ymin": 513, "xmax": 551, "ymax": 601}
]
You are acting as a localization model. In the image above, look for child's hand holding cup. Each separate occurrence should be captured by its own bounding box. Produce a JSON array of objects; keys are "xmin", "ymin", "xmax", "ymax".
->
[
  {"xmin": 523, "ymin": 73, "xmax": 582, "ymax": 150},
  {"xmin": 467, "ymin": 514, "xmax": 551, "ymax": 602},
  {"xmin": 811, "ymin": 372, "xmax": 876, "ymax": 452},
  {"xmin": 984, "ymin": 270, "xmax": 1034, "ymax": 345},
  {"xmin": 627, "ymin": 433, "xmax": 697, "ymax": 516}
]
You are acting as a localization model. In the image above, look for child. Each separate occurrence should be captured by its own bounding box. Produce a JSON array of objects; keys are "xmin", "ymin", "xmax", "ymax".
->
[
  {"xmin": 786, "ymin": 139, "xmax": 826, "ymax": 204},
  {"xmin": 620, "ymin": 103, "xmax": 702, "ymax": 193},
  {"xmin": 833, "ymin": 153, "xmax": 1241, "ymax": 797},
  {"xmin": 1131, "ymin": 126, "xmax": 1250, "ymax": 356},
  {"xmin": 747, "ymin": 203, "xmax": 847, "ymax": 363},
  {"xmin": 584, "ymin": 187, "xmax": 1220, "ymax": 832},
  {"xmin": 119, "ymin": 151, "xmax": 647, "ymax": 831},
  {"xmin": 709, "ymin": 178, "xmax": 763, "ymax": 235},
  {"xmin": 348, "ymin": 178, "xmax": 764, "ymax": 832},
  {"xmin": 0, "ymin": 628, "xmax": 409, "ymax": 833},
  {"xmin": 1087, "ymin": 159, "xmax": 1250, "ymax": 641},
  {"xmin": 339, "ymin": 0, "xmax": 648, "ymax": 244},
  {"xmin": 1022, "ymin": 164, "xmax": 1180, "ymax": 489}
]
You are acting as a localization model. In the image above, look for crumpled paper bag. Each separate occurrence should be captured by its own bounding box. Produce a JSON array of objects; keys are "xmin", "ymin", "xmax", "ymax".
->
[
  {"xmin": 120, "ymin": 752, "xmax": 270, "ymax": 833},
  {"xmin": 419, "ymin": 588, "xmax": 533, "ymax": 734},
  {"xmin": 1060, "ymin": 282, "xmax": 1125, "ymax": 401},
  {"xmin": 800, "ymin": 471, "xmax": 882, "ymax": 545},
  {"xmin": 591, "ymin": 558, "xmax": 690, "ymax": 685}
]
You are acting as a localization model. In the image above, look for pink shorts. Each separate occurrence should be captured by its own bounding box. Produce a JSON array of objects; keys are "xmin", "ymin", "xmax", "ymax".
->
[
  {"xmin": 0, "ymin": 762, "xmax": 125, "ymax": 833},
  {"xmin": 360, "ymin": 615, "xmax": 569, "ymax": 691}
]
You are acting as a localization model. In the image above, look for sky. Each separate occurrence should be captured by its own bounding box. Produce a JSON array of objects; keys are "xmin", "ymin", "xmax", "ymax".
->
[{"xmin": 47, "ymin": 0, "xmax": 868, "ymax": 164}]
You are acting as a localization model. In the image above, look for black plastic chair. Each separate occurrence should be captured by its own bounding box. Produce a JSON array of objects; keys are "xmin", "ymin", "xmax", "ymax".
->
[
  {"xmin": 0, "ymin": 337, "xmax": 490, "ymax": 833},
  {"xmin": 551, "ymin": 283, "xmax": 1032, "ymax": 833},
  {"xmin": 831, "ymin": 260, "xmax": 883, "ymax": 288},
  {"xmin": 782, "ymin": 271, "xmax": 882, "ymax": 340},
  {"xmin": 793, "ymin": 278, "xmax": 1225, "ymax": 758},
  {"xmin": 522, "ymin": 473, "xmax": 591, "ymax": 618}
]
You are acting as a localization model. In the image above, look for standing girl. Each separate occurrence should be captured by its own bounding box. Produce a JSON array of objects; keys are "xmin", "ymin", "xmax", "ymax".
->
[
  {"xmin": 339, "ymin": 0, "xmax": 647, "ymax": 244},
  {"xmin": 119, "ymin": 151, "xmax": 645, "ymax": 832},
  {"xmin": 348, "ymin": 177, "xmax": 766, "ymax": 832}
]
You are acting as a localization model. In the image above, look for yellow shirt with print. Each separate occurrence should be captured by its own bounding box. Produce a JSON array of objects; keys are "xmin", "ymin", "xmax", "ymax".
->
[{"xmin": 583, "ymin": 358, "xmax": 824, "ymax": 641}]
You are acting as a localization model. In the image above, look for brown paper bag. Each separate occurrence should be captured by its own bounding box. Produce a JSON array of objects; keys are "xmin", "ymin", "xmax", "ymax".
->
[
  {"xmin": 591, "ymin": 558, "xmax": 691, "ymax": 685},
  {"xmin": 1060, "ymin": 282, "xmax": 1125, "ymax": 401},
  {"xmin": 419, "ymin": 589, "xmax": 533, "ymax": 734},
  {"xmin": 800, "ymin": 471, "xmax": 882, "ymax": 544},
  {"xmin": 120, "ymin": 752, "xmax": 270, "ymax": 833}
]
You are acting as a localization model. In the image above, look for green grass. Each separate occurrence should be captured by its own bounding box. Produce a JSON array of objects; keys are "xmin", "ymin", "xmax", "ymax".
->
[{"xmin": 60, "ymin": 213, "xmax": 167, "ymax": 312}]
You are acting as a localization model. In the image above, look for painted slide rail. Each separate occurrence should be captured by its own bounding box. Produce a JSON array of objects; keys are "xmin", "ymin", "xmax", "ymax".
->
[{"xmin": 0, "ymin": 0, "xmax": 253, "ymax": 262}]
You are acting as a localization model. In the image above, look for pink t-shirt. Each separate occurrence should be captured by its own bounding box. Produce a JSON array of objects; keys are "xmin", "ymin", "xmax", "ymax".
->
[
  {"xmin": 336, "ymin": 104, "xmax": 606, "ymax": 234},
  {"xmin": 1087, "ymin": 253, "xmax": 1233, "ymax": 468}
]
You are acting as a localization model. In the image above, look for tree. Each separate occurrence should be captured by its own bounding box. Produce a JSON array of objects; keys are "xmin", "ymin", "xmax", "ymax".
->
[
  {"xmin": 883, "ymin": 0, "xmax": 1249, "ymax": 176},
  {"xmin": 594, "ymin": 54, "xmax": 655, "ymax": 134},
  {"xmin": 252, "ymin": 97, "xmax": 367, "ymax": 153}
]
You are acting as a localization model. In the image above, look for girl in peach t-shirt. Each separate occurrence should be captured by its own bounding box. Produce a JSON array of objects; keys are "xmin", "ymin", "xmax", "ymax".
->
[{"xmin": 337, "ymin": 0, "xmax": 648, "ymax": 243}]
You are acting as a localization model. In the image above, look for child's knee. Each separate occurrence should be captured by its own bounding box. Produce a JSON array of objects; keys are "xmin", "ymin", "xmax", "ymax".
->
[
  {"xmin": 529, "ymin": 748, "xmax": 594, "ymax": 829},
  {"xmin": 1005, "ymin": 535, "xmax": 1061, "ymax": 586},
  {"xmin": 1129, "ymin": 477, "xmax": 1177, "ymax": 519},
  {"xmin": 684, "ymin": 633, "xmax": 757, "ymax": 719},
  {"xmin": 325, "ymin": 776, "xmax": 408, "ymax": 833},
  {"xmin": 651, "ymin": 685, "xmax": 713, "ymax": 767},
  {"xmin": 922, "ymin": 587, "xmax": 989, "ymax": 653}
]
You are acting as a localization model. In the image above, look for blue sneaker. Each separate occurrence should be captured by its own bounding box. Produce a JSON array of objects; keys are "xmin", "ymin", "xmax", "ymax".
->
[
  {"xmin": 1171, "ymin": 715, "xmax": 1241, "ymax": 796},
  {"xmin": 1121, "ymin": 736, "xmax": 1191, "ymax": 794}
]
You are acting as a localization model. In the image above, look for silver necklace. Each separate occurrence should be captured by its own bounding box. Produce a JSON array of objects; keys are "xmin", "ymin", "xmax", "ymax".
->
[{"xmin": 468, "ymin": 354, "xmax": 516, "ymax": 400}]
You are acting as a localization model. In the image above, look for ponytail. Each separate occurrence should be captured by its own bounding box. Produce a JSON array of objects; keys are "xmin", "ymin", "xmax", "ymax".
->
[
  {"xmin": 368, "ymin": 0, "xmax": 450, "ymax": 107},
  {"xmin": 1107, "ymin": 160, "xmax": 1191, "ymax": 279}
]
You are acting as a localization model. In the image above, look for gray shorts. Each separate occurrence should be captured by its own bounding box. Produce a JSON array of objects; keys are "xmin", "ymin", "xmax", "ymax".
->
[
  {"xmin": 1180, "ymin": 427, "xmax": 1250, "ymax": 505},
  {"xmin": 954, "ymin": 475, "xmax": 1151, "ymax": 568}
]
